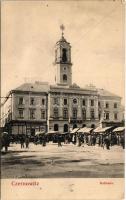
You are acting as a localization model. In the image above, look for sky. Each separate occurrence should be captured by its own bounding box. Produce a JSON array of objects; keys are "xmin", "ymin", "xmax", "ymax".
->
[{"xmin": 1, "ymin": 0, "xmax": 125, "ymax": 104}]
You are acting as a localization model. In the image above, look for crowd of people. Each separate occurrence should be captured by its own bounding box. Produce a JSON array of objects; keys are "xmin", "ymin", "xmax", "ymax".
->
[{"xmin": 1, "ymin": 130, "xmax": 125, "ymax": 152}]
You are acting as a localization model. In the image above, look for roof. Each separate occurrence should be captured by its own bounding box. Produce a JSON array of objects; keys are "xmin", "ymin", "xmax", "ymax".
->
[
  {"xmin": 50, "ymin": 84, "xmax": 98, "ymax": 95},
  {"xmin": 13, "ymin": 82, "xmax": 50, "ymax": 93},
  {"xmin": 56, "ymin": 36, "xmax": 69, "ymax": 44},
  {"xmin": 93, "ymin": 126, "xmax": 113, "ymax": 133},
  {"xmin": 46, "ymin": 131, "xmax": 60, "ymax": 134},
  {"xmin": 113, "ymin": 127, "xmax": 125, "ymax": 132},
  {"xmin": 78, "ymin": 127, "xmax": 93, "ymax": 133},
  {"xmin": 70, "ymin": 128, "xmax": 80, "ymax": 134},
  {"xmin": 97, "ymin": 89, "xmax": 121, "ymax": 98}
]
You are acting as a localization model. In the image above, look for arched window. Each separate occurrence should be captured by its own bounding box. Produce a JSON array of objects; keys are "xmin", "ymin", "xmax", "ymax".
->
[
  {"xmin": 91, "ymin": 124, "xmax": 95, "ymax": 128},
  {"xmin": 62, "ymin": 48, "xmax": 67, "ymax": 62},
  {"xmin": 54, "ymin": 124, "xmax": 59, "ymax": 131},
  {"xmin": 64, "ymin": 124, "xmax": 68, "ymax": 133},
  {"xmin": 63, "ymin": 74, "xmax": 67, "ymax": 82},
  {"xmin": 73, "ymin": 124, "xmax": 77, "ymax": 129},
  {"xmin": 82, "ymin": 124, "xmax": 86, "ymax": 128}
]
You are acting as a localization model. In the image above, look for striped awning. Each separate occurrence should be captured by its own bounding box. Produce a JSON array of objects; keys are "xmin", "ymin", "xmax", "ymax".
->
[
  {"xmin": 70, "ymin": 128, "xmax": 80, "ymax": 134},
  {"xmin": 113, "ymin": 127, "xmax": 125, "ymax": 132},
  {"xmin": 77, "ymin": 127, "xmax": 93, "ymax": 133},
  {"xmin": 93, "ymin": 126, "xmax": 112, "ymax": 133},
  {"xmin": 46, "ymin": 131, "xmax": 60, "ymax": 135}
]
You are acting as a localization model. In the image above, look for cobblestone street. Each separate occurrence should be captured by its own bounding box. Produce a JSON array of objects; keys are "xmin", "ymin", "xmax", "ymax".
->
[{"xmin": 1, "ymin": 143, "xmax": 124, "ymax": 178}]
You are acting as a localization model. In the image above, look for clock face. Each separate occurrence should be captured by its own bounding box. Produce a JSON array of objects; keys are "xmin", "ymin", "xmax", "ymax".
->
[{"xmin": 73, "ymin": 98, "xmax": 77, "ymax": 104}]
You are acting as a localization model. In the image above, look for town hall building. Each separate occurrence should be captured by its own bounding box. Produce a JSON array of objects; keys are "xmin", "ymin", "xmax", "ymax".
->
[{"xmin": 1, "ymin": 27, "xmax": 124, "ymax": 135}]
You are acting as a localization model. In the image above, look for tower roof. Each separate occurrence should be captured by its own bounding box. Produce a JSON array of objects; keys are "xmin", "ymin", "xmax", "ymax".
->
[{"xmin": 56, "ymin": 24, "xmax": 70, "ymax": 45}]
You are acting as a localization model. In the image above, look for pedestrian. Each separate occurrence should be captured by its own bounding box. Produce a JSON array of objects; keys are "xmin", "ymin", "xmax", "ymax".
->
[
  {"xmin": 57, "ymin": 134, "xmax": 62, "ymax": 147},
  {"xmin": 25, "ymin": 135, "xmax": 30, "ymax": 148},
  {"xmin": 1, "ymin": 133, "xmax": 10, "ymax": 152},
  {"xmin": 104, "ymin": 135, "xmax": 110, "ymax": 150},
  {"xmin": 120, "ymin": 135, "xmax": 125, "ymax": 149},
  {"xmin": 20, "ymin": 134, "xmax": 25, "ymax": 149}
]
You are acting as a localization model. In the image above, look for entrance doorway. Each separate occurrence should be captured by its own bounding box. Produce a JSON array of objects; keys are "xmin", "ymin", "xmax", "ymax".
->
[
  {"xmin": 31, "ymin": 128, "xmax": 35, "ymax": 136},
  {"xmin": 54, "ymin": 124, "xmax": 59, "ymax": 131},
  {"xmin": 64, "ymin": 124, "xmax": 68, "ymax": 132},
  {"xmin": 73, "ymin": 124, "xmax": 77, "ymax": 129},
  {"xmin": 91, "ymin": 124, "xmax": 95, "ymax": 128}
]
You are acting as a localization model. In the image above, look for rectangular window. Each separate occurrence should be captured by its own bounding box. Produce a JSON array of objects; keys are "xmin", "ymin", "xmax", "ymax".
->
[
  {"xmin": 114, "ymin": 103, "xmax": 117, "ymax": 108},
  {"xmin": 41, "ymin": 110, "xmax": 46, "ymax": 119},
  {"xmin": 54, "ymin": 108, "xmax": 59, "ymax": 118},
  {"xmin": 106, "ymin": 103, "xmax": 109, "ymax": 108},
  {"xmin": 30, "ymin": 109, "xmax": 35, "ymax": 119},
  {"xmin": 54, "ymin": 98, "xmax": 58, "ymax": 105},
  {"xmin": 82, "ymin": 109, "xmax": 86, "ymax": 120},
  {"xmin": 106, "ymin": 113, "xmax": 109, "ymax": 120},
  {"xmin": 63, "ymin": 108, "xmax": 68, "ymax": 119},
  {"xmin": 90, "ymin": 109, "xmax": 95, "ymax": 119},
  {"xmin": 98, "ymin": 101, "xmax": 100, "ymax": 107},
  {"xmin": 18, "ymin": 109, "xmax": 24, "ymax": 118},
  {"xmin": 42, "ymin": 98, "xmax": 45, "ymax": 105},
  {"xmin": 114, "ymin": 113, "xmax": 118, "ymax": 120},
  {"xmin": 82, "ymin": 99, "xmax": 86, "ymax": 106},
  {"xmin": 30, "ymin": 97, "xmax": 35, "ymax": 105},
  {"xmin": 91, "ymin": 100, "xmax": 94, "ymax": 106},
  {"xmin": 73, "ymin": 108, "xmax": 77, "ymax": 119},
  {"xmin": 19, "ymin": 97, "xmax": 23, "ymax": 105},
  {"xmin": 64, "ymin": 98, "xmax": 67, "ymax": 105}
]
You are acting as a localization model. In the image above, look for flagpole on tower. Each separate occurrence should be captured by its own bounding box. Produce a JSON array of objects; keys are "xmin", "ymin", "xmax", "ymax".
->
[{"xmin": 60, "ymin": 24, "xmax": 65, "ymax": 37}]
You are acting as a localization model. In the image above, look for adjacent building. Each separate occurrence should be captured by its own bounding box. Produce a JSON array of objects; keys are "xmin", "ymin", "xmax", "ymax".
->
[{"xmin": 1, "ymin": 30, "xmax": 124, "ymax": 135}]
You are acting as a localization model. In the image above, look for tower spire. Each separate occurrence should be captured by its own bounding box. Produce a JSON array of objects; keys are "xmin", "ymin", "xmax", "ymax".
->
[{"xmin": 60, "ymin": 24, "xmax": 65, "ymax": 38}]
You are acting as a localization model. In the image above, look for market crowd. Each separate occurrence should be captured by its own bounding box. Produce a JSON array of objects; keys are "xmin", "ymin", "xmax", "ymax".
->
[{"xmin": 1, "ymin": 130, "xmax": 125, "ymax": 152}]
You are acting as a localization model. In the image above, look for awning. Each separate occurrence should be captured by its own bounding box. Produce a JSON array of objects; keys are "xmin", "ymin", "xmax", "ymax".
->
[
  {"xmin": 35, "ymin": 131, "xmax": 45, "ymax": 135},
  {"xmin": 77, "ymin": 127, "xmax": 93, "ymax": 133},
  {"xmin": 93, "ymin": 126, "xmax": 112, "ymax": 133},
  {"xmin": 113, "ymin": 127, "xmax": 125, "ymax": 132},
  {"xmin": 70, "ymin": 128, "xmax": 80, "ymax": 134},
  {"xmin": 46, "ymin": 131, "xmax": 60, "ymax": 135}
]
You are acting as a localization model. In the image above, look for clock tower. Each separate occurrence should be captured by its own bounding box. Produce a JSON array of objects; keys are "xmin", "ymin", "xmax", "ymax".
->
[{"xmin": 54, "ymin": 25, "xmax": 72, "ymax": 86}]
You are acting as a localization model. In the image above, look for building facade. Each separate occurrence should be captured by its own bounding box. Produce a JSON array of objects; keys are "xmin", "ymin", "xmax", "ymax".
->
[{"xmin": 1, "ymin": 32, "xmax": 124, "ymax": 134}]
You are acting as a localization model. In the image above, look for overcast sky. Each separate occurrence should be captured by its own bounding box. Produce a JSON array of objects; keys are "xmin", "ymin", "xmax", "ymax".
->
[{"xmin": 1, "ymin": 0, "xmax": 124, "ymax": 104}]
